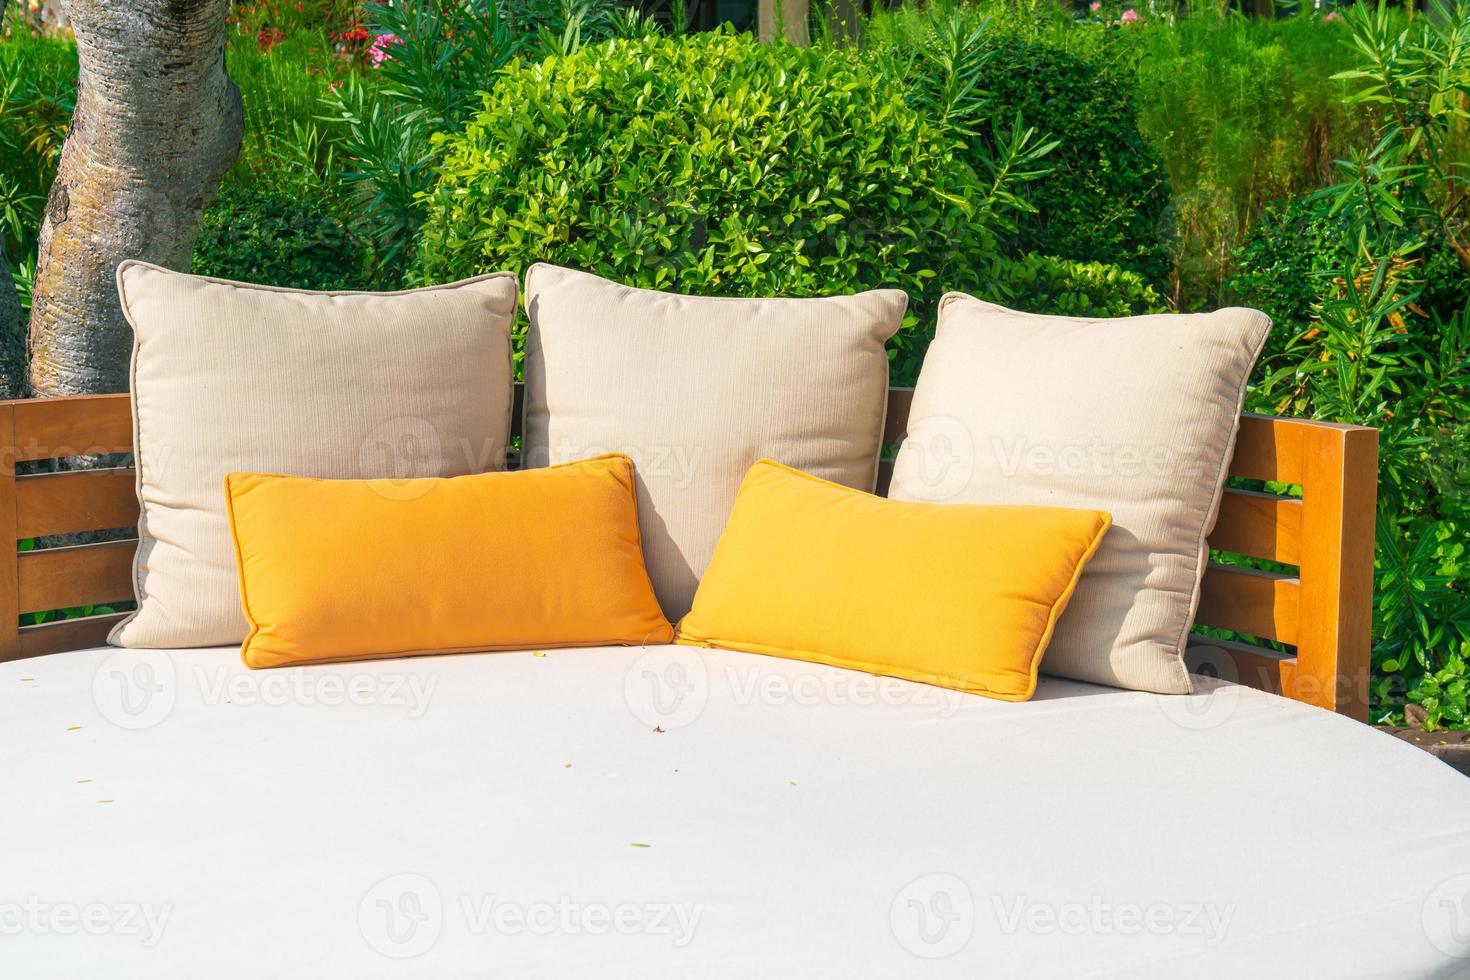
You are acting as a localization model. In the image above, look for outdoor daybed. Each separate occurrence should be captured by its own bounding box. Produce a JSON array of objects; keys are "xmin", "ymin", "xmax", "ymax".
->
[{"xmin": 4, "ymin": 384, "xmax": 1470, "ymax": 978}]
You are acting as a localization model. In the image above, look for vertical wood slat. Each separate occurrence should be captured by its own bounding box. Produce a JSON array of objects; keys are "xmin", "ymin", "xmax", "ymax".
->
[
  {"xmin": 1294, "ymin": 426, "xmax": 1378, "ymax": 722},
  {"xmin": 0, "ymin": 403, "xmax": 18, "ymax": 661}
]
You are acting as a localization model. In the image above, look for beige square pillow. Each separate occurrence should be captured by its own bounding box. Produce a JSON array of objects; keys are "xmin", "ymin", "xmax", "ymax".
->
[
  {"xmin": 889, "ymin": 293, "xmax": 1270, "ymax": 694},
  {"xmin": 110, "ymin": 261, "xmax": 518, "ymax": 649},
  {"xmin": 523, "ymin": 264, "xmax": 906, "ymax": 620}
]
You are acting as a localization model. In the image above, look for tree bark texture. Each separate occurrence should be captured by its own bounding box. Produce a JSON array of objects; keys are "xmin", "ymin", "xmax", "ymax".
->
[{"xmin": 28, "ymin": 0, "xmax": 242, "ymax": 396}]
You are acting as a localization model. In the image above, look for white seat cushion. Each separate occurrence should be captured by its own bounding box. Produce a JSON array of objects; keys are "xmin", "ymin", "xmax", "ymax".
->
[{"xmin": 4, "ymin": 644, "xmax": 1467, "ymax": 977}]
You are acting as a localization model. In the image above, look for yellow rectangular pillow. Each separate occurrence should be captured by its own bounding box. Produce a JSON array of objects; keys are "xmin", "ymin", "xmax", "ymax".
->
[
  {"xmin": 676, "ymin": 460, "xmax": 1111, "ymax": 701},
  {"xmin": 226, "ymin": 455, "xmax": 672, "ymax": 668}
]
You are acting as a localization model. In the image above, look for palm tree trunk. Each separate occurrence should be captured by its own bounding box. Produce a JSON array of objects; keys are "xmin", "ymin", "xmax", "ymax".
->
[{"xmin": 27, "ymin": 0, "xmax": 242, "ymax": 397}]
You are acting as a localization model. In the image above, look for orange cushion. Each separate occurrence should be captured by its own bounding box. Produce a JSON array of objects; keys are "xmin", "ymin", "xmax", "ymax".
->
[
  {"xmin": 677, "ymin": 460, "xmax": 1111, "ymax": 700},
  {"xmin": 226, "ymin": 455, "xmax": 672, "ymax": 668}
]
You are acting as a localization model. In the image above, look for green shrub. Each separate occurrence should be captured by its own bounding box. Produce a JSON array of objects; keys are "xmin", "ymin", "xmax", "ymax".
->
[
  {"xmin": 1111, "ymin": 7, "xmax": 1375, "ymax": 307},
  {"xmin": 1076, "ymin": 6, "xmax": 1373, "ymax": 307},
  {"xmin": 0, "ymin": 19, "xmax": 76, "ymax": 277},
  {"xmin": 963, "ymin": 35, "xmax": 1171, "ymax": 286},
  {"xmin": 978, "ymin": 252, "xmax": 1161, "ymax": 318},
  {"xmin": 321, "ymin": 0, "xmax": 654, "ymax": 270},
  {"xmin": 418, "ymin": 32, "xmax": 1030, "ymax": 382},
  {"xmin": 500, "ymin": 0, "xmax": 639, "ymax": 46},
  {"xmin": 1226, "ymin": 194, "xmax": 1346, "ymax": 355},
  {"xmin": 1231, "ymin": 193, "xmax": 1470, "ymax": 361},
  {"xmin": 1423, "ymin": 246, "xmax": 1470, "ymax": 331},
  {"xmin": 879, "ymin": 0, "xmax": 1377, "ymax": 307},
  {"xmin": 225, "ymin": 18, "xmax": 360, "ymax": 192},
  {"xmin": 1117, "ymin": 7, "xmax": 1369, "ymax": 260},
  {"xmin": 864, "ymin": 7, "xmax": 1171, "ymax": 286},
  {"xmin": 192, "ymin": 183, "xmax": 373, "ymax": 291}
]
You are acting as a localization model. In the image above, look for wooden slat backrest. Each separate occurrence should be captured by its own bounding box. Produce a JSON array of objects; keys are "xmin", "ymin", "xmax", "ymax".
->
[
  {"xmin": 1198, "ymin": 413, "xmax": 1377, "ymax": 721},
  {"xmin": 0, "ymin": 389, "xmax": 1378, "ymax": 721},
  {"xmin": 0, "ymin": 395, "xmax": 137, "ymax": 661}
]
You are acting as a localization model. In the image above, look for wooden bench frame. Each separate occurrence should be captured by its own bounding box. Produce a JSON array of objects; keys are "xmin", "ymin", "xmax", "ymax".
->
[{"xmin": 0, "ymin": 388, "xmax": 1379, "ymax": 720}]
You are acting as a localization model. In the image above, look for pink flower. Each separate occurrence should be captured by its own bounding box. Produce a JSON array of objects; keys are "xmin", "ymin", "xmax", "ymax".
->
[
  {"xmin": 368, "ymin": 32, "xmax": 403, "ymax": 67},
  {"xmin": 1090, "ymin": 1, "xmax": 1101, "ymax": 10},
  {"xmin": 1323, "ymin": 10, "xmax": 1340, "ymax": 20},
  {"xmin": 1120, "ymin": 8, "xmax": 1139, "ymax": 21}
]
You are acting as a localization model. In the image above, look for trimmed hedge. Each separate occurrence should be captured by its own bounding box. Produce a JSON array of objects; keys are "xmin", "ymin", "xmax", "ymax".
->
[
  {"xmin": 979, "ymin": 252, "xmax": 1161, "ymax": 319},
  {"xmin": 976, "ymin": 36, "xmax": 1172, "ymax": 287},
  {"xmin": 415, "ymin": 32, "xmax": 992, "ymax": 382},
  {"xmin": 192, "ymin": 184, "xmax": 373, "ymax": 291}
]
